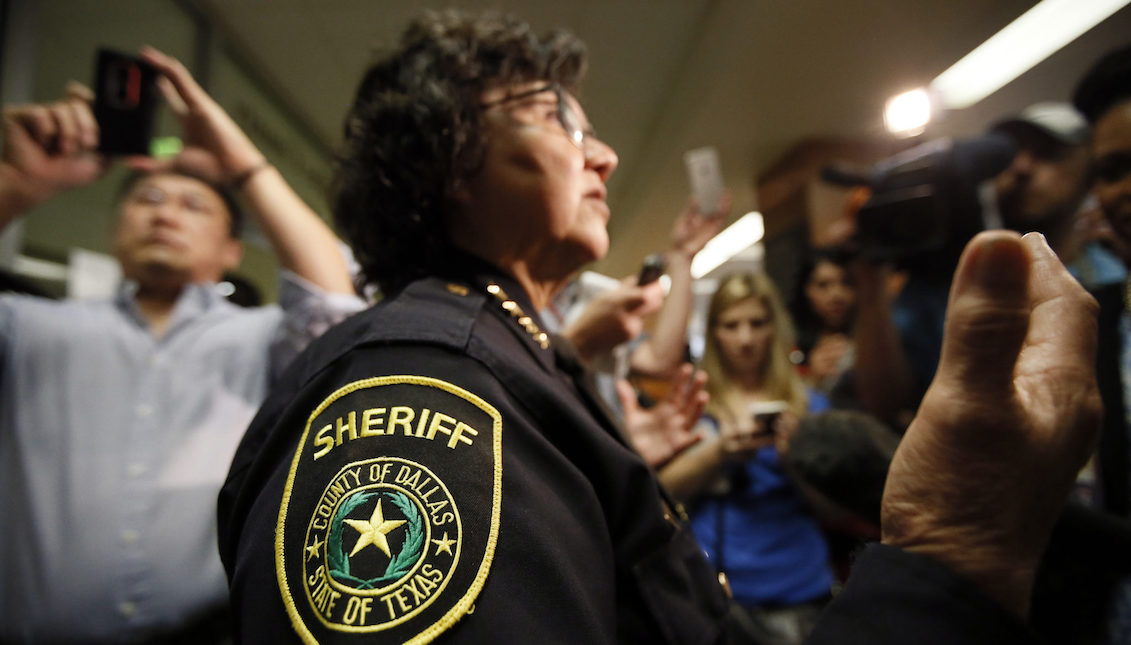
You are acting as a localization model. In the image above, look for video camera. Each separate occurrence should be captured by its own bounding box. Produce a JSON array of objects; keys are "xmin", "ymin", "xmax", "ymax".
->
[{"xmin": 823, "ymin": 133, "xmax": 1018, "ymax": 264}]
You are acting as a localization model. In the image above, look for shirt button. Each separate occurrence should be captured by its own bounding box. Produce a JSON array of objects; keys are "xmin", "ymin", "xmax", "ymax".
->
[
  {"xmin": 121, "ymin": 529, "xmax": 140, "ymax": 544},
  {"xmin": 118, "ymin": 601, "xmax": 137, "ymax": 617},
  {"xmin": 135, "ymin": 404, "xmax": 154, "ymax": 418},
  {"xmin": 149, "ymin": 354, "xmax": 165, "ymax": 367},
  {"xmin": 127, "ymin": 463, "xmax": 147, "ymax": 477}
]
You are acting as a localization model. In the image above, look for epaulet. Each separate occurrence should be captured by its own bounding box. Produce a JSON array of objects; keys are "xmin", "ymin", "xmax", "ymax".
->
[
  {"xmin": 482, "ymin": 282, "xmax": 550, "ymax": 350},
  {"xmin": 370, "ymin": 277, "xmax": 488, "ymax": 348},
  {"xmin": 296, "ymin": 279, "xmax": 487, "ymax": 377}
]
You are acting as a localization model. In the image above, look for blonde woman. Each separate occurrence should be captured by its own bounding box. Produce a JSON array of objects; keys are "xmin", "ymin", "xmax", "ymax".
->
[{"xmin": 660, "ymin": 272, "xmax": 832, "ymax": 645}]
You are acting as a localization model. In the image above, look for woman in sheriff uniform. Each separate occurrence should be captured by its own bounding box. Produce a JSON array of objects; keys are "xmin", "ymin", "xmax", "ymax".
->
[
  {"xmin": 217, "ymin": 12, "xmax": 728, "ymax": 643},
  {"xmin": 216, "ymin": 9, "xmax": 1102, "ymax": 645}
]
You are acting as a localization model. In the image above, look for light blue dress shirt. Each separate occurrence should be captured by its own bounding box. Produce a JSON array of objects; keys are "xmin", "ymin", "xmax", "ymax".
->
[{"xmin": 0, "ymin": 273, "xmax": 363, "ymax": 643}]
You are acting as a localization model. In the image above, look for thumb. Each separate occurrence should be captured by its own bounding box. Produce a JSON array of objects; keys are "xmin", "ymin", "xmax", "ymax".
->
[
  {"xmin": 614, "ymin": 285, "xmax": 648, "ymax": 316},
  {"xmin": 936, "ymin": 231, "xmax": 1031, "ymax": 396}
]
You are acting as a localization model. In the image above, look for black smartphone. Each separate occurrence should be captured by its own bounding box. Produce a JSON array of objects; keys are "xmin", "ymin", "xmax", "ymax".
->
[
  {"xmin": 637, "ymin": 253, "xmax": 666, "ymax": 286},
  {"xmin": 93, "ymin": 49, "xmax": 159, "ymax": 156}
]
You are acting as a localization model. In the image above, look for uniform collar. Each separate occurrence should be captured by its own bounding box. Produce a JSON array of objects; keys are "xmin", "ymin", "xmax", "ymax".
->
[
  {"xmin": 436, "ymin": 250, "xmax": 547, "ymax": 331},
  {"xmin": 435, "ymin": 249, "xmax": 558, "ymax": 369}
]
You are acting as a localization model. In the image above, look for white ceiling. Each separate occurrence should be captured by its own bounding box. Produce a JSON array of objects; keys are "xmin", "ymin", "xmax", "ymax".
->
[{"xmin": 192, "ymin": 0, "xmax": 1131, "ymax": 277}]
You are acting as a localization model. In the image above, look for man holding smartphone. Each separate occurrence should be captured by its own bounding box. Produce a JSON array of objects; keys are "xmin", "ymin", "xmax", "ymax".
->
[{"xmin": 0, "ymin": 48, "xmax": 362, "ymax": 643}]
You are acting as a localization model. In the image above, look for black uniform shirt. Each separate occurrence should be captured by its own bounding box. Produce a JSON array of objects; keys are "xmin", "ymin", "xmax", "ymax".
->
[
  {"xmin": 217, "ymin": 258, "xmax": 729, "ymax": 644},
  {"xmin": 217, "ymin": 256, "xmax": 1036, "ymax": 644}
]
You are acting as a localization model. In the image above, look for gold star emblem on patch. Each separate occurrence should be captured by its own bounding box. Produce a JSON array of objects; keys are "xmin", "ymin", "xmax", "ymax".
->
[
  {"xmin": 305, "ymin": 535, "xmax": 323, "ymax": 561},
  {"xmin": 431, "ymin": 532, "xmax": 456, "ymax": 556},
  {"xmin": 344, "ymin": 499, "xmax": 406, "ymax": 558}
]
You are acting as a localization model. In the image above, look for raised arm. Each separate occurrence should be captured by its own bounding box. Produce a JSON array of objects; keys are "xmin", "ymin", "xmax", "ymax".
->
[
  {"xmin": 133, "ymin": 48, "xmax": 354, "ymax": 295},
  {"xmin": 883, "ymin": 231, "xmax": 1101, "ymax": 616},
  {"xmin": 658, "ymin": 411, "xmax": 774, "ymax": 502},
  {"xmin": 851, "ymin": 259, "xmax": 918, "ymax": 426},
  {"xmin": 808, "ymin": 231, "xmax": 1101, "ymax": 644},
  {"xmin": 630, "ymin": 196, "xmax": 726, "ymax": 378},
  {"xmin": 561, "ymin": 276, "xmax": 664, "ymax": 364},
  {"xmin": 0, "ymin": 83, "xmax": 105, "ymax": 233}
]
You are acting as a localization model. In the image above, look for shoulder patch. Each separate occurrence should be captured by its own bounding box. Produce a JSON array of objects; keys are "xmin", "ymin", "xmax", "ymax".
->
[{"xmin": 276, "ymin": 376, "xmax": 502, "ymax": 643}]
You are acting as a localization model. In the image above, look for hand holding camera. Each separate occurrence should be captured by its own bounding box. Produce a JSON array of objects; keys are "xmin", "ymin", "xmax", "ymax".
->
[
  {"xmin": 749, "ymin": 400, "xmax": 790, "ymax": 431},
  {"xmin": 124, "ymin": 47, "xmax": 266, "ymax": 187},
  {"xmin": 719, "ymin": 420, "xmax": 773, "ymax": 464},
  {"xmin": 750, "ymin": 401, "xmax": 800, "ymax": 455},
  {"xmin": 669, "ymin": 191, "xmax": 729, "ymax": 262},
  {"xmin": 0, "ymin": 82, "xmax": 105, "ymax": 216},
  {"xmin": 561, "ymin": 272, "xmax": 665, "ymax": 363},
  {"xmin": 718, "ymin": 400, "xmax": 788, "ymax": 463},
  {"xmin": 0, "ymin": 46, "xmax": 270, "ymax": 228}
]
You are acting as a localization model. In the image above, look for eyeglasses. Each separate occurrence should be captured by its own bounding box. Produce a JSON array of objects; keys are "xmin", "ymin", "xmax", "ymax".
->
[{"xmin": 480, "ymin": 83, "xmax": 596, "ymax": 151}]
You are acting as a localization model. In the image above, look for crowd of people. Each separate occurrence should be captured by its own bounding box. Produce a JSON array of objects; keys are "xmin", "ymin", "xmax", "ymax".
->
[{"xmin": 0, "ymin": 8, "xmax": 1129, "ymax": 645}]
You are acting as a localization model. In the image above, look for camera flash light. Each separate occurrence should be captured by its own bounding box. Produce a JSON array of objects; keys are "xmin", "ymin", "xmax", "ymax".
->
[{"xmin": 884, "ymin": 88, "xmax": 932, "ymax": 137}]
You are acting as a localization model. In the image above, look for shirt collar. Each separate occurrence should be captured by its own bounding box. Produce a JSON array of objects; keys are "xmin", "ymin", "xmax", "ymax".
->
[{"xmin": 114, "ymin": 279, "xmax": 230, "ymax": 328}]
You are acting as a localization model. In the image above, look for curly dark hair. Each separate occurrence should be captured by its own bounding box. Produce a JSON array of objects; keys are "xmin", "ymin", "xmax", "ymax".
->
[{"xmin": 333, "ymin": 10, "xmax": 588, "ymax": 296}]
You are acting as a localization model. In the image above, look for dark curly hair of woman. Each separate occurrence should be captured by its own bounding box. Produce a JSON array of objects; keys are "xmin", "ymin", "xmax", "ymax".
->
[{"xmin": 333, "ymin": 10, "xmax": 588, "ymax": 296}]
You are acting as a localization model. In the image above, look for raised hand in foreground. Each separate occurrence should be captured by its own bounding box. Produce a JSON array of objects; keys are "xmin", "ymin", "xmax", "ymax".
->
[{"xmin": 882, "ymin": 231, "xmax": 1102, "ymax": 617}]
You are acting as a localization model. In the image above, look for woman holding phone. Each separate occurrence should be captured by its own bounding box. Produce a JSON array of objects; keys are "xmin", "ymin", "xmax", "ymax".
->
[
  {"xmin": 790, "ymin": 250, "xmax": 856, "ymax": 398},
  {"xmin": 660, "ymin": 272, "xmax": 832, "ymax": 645}
]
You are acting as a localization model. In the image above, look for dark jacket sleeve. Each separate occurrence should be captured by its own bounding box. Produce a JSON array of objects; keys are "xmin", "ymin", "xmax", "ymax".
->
[
  {"xmin": 1093, "ymin": 283, "xmax": 1128, "ymax": 516},
  {"xmin": 807, "ymin": 544, "xmax": 1037, "ymax": 645},
  {"xmin": 222, "ymin": 341, "xmax": 630, "ymax": 643}
]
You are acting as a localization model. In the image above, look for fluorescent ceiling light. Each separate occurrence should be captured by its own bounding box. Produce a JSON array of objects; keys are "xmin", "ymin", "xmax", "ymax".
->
[
  {"xmin": 930, "ymin": 0, "xmax": 1129, "ymax": 109},
  {"xmin": 691, "ymin": 211, "xmax": 764, "ymax": 279}
]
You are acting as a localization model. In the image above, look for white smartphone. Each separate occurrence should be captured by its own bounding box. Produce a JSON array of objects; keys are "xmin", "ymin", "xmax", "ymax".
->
[
  {"xmin": 748, "ymin": 400, "xmax": 790, "ymax": 434},
  {"xmin": 683, "ymin": 146, "xmax": 724, "ymax": 213}
]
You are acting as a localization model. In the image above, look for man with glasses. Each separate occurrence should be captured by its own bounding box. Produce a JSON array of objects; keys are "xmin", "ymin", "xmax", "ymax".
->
[{"xmin": 0, "ymin": 48, "xmax": 362, "ymax": 643}]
